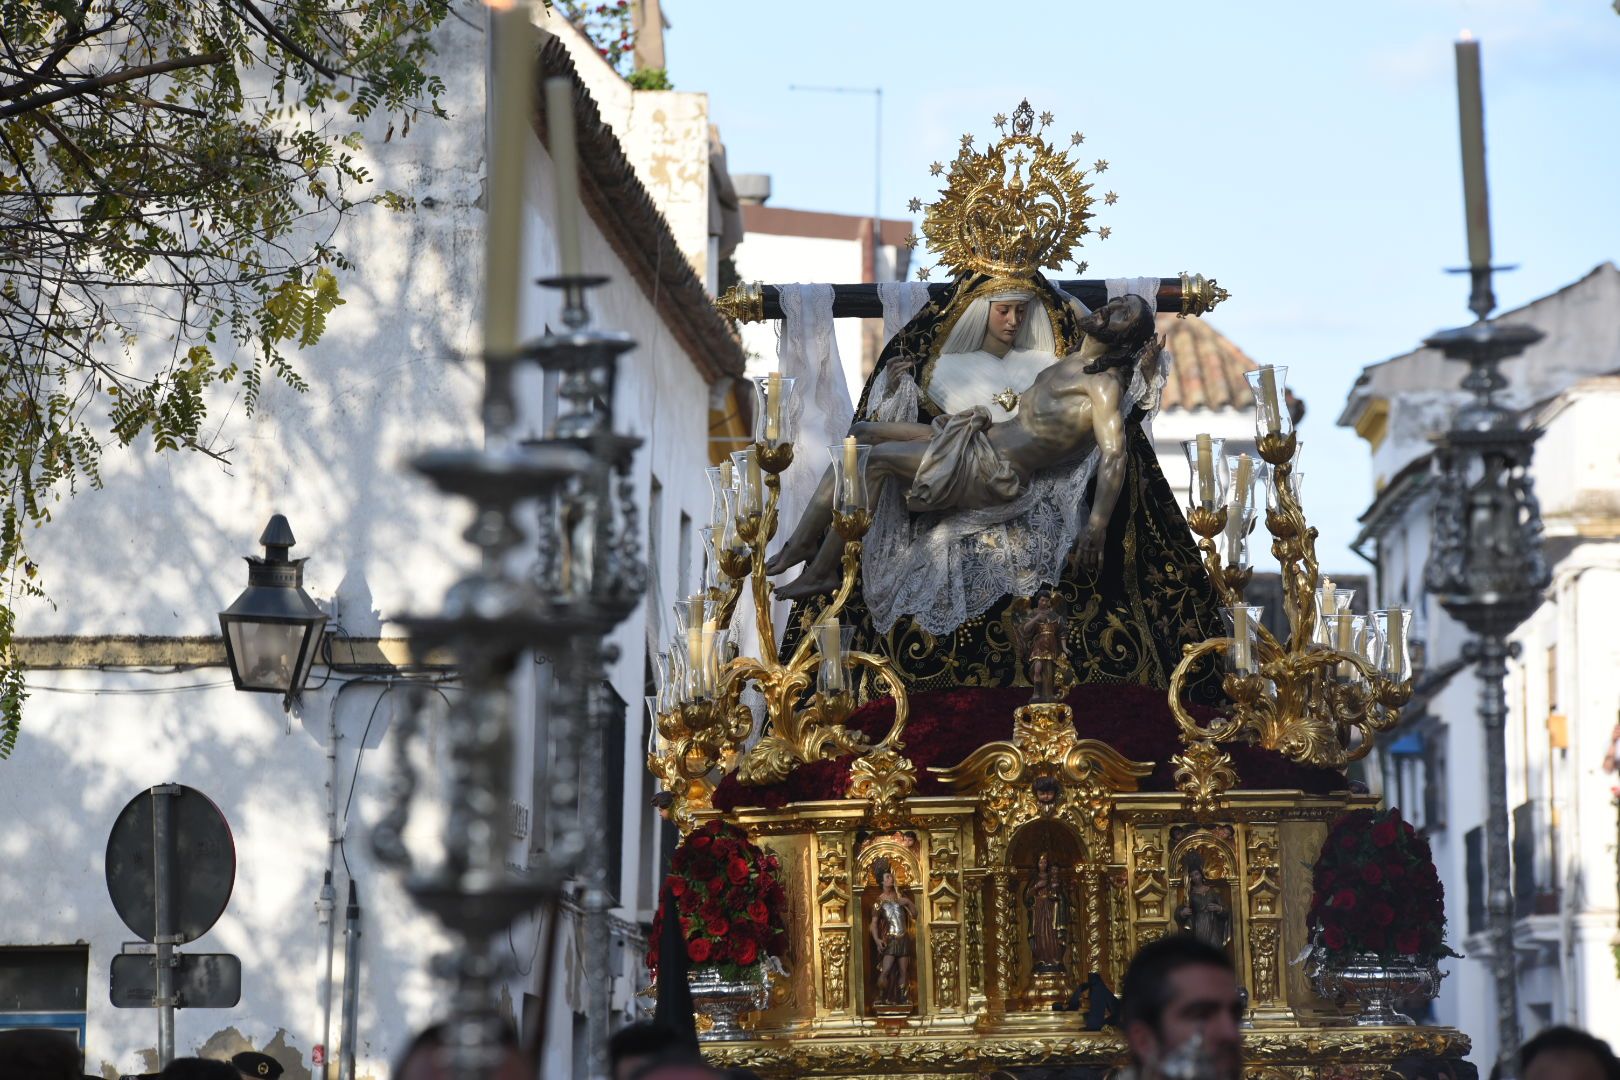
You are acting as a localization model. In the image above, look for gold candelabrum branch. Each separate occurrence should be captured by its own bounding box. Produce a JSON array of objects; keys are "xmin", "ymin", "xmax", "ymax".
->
[
  {"xmin": 645, "ymin": 415, "xmax": 913, "ymax": 829},
  {"xmin": 1168, "ymin": 376, "xmax": 1416, "ymax": 813}
]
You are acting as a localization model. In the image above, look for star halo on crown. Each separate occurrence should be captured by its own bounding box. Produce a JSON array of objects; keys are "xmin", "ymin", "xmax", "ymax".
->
[{"xmin": 909, "ymin": 100, "xmax": 1115, "ymax": 287}]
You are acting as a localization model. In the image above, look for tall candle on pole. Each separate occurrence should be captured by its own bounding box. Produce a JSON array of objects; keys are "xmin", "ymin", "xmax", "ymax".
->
[
  {"xmin": 544, "ymin": 77, "xmax": 585, "ymax": 281},
  {"xmin": 482, "ymin": 0, "xmax": 535, "ymax": 358},
  {"xmin": 1455, "ymin": 31, "xmax": 1494, "ymax": 318}
]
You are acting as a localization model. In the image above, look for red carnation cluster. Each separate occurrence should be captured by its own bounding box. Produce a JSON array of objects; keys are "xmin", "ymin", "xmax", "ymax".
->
[
  {"xmin": 648, "ymin": 820, "xmax": 788, "ymax": 976},
  {"xmin": 1308, "ymin": 807, "xmax": 1451, "ymax": 961}
]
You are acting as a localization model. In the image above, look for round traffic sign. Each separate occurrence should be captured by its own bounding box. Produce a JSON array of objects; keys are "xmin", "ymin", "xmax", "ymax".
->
[{"xmin": 105, "ymin": 786, "xmax": 236, "ymax": 944}]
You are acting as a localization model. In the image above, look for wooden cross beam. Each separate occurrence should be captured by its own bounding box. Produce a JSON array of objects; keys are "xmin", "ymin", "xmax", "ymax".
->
[{"xmin": 715, "ymin": 272, "xmax": 1229, "ymax": 323}]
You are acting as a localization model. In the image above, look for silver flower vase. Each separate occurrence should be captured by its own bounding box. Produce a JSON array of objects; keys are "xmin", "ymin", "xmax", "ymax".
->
[
  {"xmin": 690, "ymin": 963, "xmax": 768, "ymax": 1041},
  {"xmin": 1307, "ymin": 946, "xmax": 1444, "ymax": 1026}
]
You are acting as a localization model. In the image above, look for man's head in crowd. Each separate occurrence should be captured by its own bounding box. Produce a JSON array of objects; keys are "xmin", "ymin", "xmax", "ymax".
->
[
  {"xmin": 1120, "ymin": 934, "xmax": 1244, "ymax": 1080},
  {"xmin": 1517, "ymin": 1027, "xmax": 1620, "ymax": 1080}
]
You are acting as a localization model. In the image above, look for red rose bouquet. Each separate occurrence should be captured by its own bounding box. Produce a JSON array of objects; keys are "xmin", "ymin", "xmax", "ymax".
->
[
  {"xmin": 1307, "ymin": 807, "xmax": 1455, "ymax": 962},
  {"xmin": 648, "ymin": 820, "xmax": 789, "ymax": 977}
]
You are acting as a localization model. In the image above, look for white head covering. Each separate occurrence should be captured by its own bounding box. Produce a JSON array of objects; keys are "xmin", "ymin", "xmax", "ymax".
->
[{"xmin": 938, "ymin": 291, "xmax": 1054, "ymax": 357}]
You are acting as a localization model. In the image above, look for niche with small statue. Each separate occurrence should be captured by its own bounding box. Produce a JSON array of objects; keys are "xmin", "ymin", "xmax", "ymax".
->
[
  {"xmin": 1008, "ymin": 816, "xmax": 1085, "ymax": 1008},
  {"xmin": 857, "ymin": 832, "xmax": 921, "ymax": 1017}
]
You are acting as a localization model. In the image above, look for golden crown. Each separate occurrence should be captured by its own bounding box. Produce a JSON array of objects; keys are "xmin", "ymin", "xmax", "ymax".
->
[{"xmin": 909, "ymin": 100, "xmax": 1115, "ymax": 284}]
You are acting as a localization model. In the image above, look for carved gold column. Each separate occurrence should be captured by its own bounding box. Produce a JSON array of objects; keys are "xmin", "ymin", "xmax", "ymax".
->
[
  {"xmin": 813, "ymin": 830, "xmax": 856, "ymax": 1025},
  {"xmin": 1242, "ymin": 822, "xmax": 1286, "ymax": 1019},
  {"xmin": 1129, "ymin": 826, "xmax": 1170, "ymax": 952},
  {"xmin": 926, "ymin": 827, "xmax": 965, "ymax": 1016},
  {"xmin": 1107, "ymin": 867, "xmax": 1130, "ymax": 988},
  {"xmin": 1282, "ymin": 813, "xmax": 1342, "ymax": 1016},
  {"xmin": 1081, "ymin": 866, "xmax": 1103, "ymax": 983},
  {"xmin": 964, "ymin": 869, "xmax": 988, "ymax": 1012},
  {"xmin": 990, "ymin": 868, "xmax": 1018, "ymax": 1013}
]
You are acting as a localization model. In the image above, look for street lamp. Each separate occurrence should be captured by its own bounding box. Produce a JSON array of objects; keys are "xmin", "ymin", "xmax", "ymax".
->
[
  {"xmin": 219, "ymin": 514, "xmax": 328, "ymax": 707},
  {"xmin": 1421, "ymin": 34, "xmax": 1549, "ymax": 1080}
]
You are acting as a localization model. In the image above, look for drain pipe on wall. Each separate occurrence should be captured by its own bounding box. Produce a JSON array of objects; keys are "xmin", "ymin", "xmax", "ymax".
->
[
  {"xmin": 340, "ymin": 879, "xmax": 363, "ymax": 1080},
  {"xmin": 320, "ymin": 676, "xmax": 390, "ymax": 1079},
  {"xmin": 319, "ymin": 683, "xmax": 350, "ymax": 1080},
  {"xmin": 317, "ymin": 870, "xmax": 337, "ymax": 1079}
]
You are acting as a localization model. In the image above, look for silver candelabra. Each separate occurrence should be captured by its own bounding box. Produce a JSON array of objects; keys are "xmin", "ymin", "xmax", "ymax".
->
[{"xmin": 372, "ymin": 276, "xmax": 643, "ymax": 1080}]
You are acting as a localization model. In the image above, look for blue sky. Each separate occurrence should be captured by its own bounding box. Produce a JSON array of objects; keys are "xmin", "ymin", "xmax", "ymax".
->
[{"xmin": 664, "ymin": 0, "xmax": 1620, "ymax": 572}]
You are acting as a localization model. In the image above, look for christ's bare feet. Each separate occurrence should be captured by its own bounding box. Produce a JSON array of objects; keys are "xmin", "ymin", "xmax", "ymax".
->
[
  {"xmin": 774, "ymin": 568, "xmax": 839, "ymax": 601},
  {"xmin": 764, "ymin": 533, "xmax": 820, "ymax": 576}
]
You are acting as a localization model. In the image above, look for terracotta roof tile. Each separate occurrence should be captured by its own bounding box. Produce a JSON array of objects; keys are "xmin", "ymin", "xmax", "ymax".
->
[{"xmin": 1156, "ymin": 314, "xmax": 1258, "ymax": 413}]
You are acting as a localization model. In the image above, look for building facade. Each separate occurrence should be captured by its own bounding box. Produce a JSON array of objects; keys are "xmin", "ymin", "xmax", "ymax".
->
[
  {"xmin": 0, "ymin": 11, "xmax": 741, "ymax": 1079},
  {"xmin": 1339, "ymin": 264, "xmax": 1620, "ymax": 1062},
  {"xmin": 730, "ymin": 199, "xmax": 913, "ymax": 392}
]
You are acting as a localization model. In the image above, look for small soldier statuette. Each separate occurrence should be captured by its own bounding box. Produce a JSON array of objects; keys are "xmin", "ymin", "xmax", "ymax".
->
[{"xmin": 1015, "ymin": 589, "xmax": 1073, "ymax": 704}]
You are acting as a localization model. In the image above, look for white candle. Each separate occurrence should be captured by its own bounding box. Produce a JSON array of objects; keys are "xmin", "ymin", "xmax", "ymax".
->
[
  {"xmin": 686, "ymin": 622, "xmax": 704, "ymax": 695},
  {"xmin": 1318, "ymin": 578, "xmax": 1335, "ymax": 645},
  {"xmin": 1455, "ymin": 35, "xmax": 1492, "ymax": 273},
  {"xmin": 702, "ymin": 617, "xmax": 719, "ymax": 685},
  {"xmin": 1258, "ymin": 367, "xmax": 1281, "ymax": 435},
  {"xmin": 1233, "ymin": 606, "xmax": 1251, "ymax": 673},
  {"xmin": 1387, "ymin": 608, "xmax": 1406, "ymax": 675},
  {"xmin": 766, "ymin": 371, "xmax": 782, "ymax": 442},
  {"xmin": 1233, "ymin": 454, "xmax": 1253, "ymax": 510},
  {"xmin": 483, "ymin": 0, "xmax": 535, "ymax": 355},
  {"xmin": 746, "ymin": 450, "xmax": 763, "ymax": 514},
  {"xmin": 1196, "ymin": 434, "xmax": 1214, "ymax": 507},
  {"xmin": 817, "ymin": 619, "xmax": 845, "ymax": 692},
  {"xmin": 842, "ymin": 435, "xmax": 861, "ymax": 508},
  {"xmin": 544, "ymin": 76, "xmax": 584, "ymax": 278}
]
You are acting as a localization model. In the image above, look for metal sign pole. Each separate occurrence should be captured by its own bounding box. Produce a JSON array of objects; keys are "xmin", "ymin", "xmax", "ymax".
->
[{"xmin": 151, "ymin": 784, "xmax": 181, "ymax": 1067}]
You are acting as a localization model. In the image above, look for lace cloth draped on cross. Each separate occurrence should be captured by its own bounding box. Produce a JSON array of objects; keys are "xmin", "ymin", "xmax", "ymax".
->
[{"xmin": 773, "ymin": 284, "xmax": 850, "ymax": 536}]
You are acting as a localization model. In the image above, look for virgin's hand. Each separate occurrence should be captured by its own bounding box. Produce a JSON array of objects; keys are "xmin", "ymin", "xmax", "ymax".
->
[{"xmin": 885, "ymin": 354, "xmax": 916, "ymax": 382}]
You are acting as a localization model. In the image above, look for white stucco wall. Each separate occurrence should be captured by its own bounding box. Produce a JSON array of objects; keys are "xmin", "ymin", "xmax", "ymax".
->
[{"xmin": 2, "ymin": 8, "xmax": 719, "ymax": 1078}]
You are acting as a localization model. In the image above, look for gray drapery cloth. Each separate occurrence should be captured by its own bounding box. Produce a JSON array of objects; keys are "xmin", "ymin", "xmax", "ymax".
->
[{"xmin": 905, "ymin": 406, "xmax": 1026, "ymax": 512}]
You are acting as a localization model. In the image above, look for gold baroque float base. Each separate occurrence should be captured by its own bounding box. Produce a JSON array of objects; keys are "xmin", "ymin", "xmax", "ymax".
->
[
  {"xmin": 702, "ymin": 1025, "xmax": 1474, "ymax": 1079},
  {"xmin": 686, "ymin": 705, "xmax": 1474, "ymax": 1080}
]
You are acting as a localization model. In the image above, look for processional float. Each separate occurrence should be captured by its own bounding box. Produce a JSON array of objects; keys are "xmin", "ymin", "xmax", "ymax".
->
[{"xmin": 644, "ymin": 102, "xmax": 1468, "ymax": 1080}]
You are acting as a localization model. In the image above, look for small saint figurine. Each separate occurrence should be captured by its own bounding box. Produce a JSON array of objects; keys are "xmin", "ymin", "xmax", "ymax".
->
[
  {"xmin": 1015, "ymin": 589, "xmax": 1073, "ymax": 703},
  {"xmin": 1025, "ymin": 852, "xmax": 1071, "ymax": 974},
  {"xmin": 1174, "ymin": 851, "xmax": 1232, "ymax": 951},
  {"xmin": 869, "ymin": 858, "xmax": 917, "ymax": 1005}
]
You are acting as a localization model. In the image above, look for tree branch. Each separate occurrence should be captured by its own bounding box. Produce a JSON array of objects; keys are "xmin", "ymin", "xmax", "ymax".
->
[
  {"xmin": 228, "ymin": 0, "xmax": 340, "ymax": 79},
  {"xmin": 0, "ymin": 51, "xmax": 228, "ymax": 121}
]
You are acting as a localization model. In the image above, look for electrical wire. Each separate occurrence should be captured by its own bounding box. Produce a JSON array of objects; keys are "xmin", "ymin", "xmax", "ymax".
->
[
  {"xmin": 24, "ymin": 678, "xmax": 237, "ymax": 694},
  {"xmin": 336, "ymin": 679, "xmax": 455, "ymax": 876}
]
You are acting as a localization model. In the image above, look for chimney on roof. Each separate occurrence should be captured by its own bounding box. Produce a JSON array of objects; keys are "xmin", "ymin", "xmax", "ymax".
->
[{"xmin": 732, "ymin": 173, "xmax": 771, "ymax": 206}]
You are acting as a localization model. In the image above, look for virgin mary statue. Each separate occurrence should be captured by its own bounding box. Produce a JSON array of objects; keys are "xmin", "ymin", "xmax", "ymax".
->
[{"xmin": 777, "ymin": 103, "xmax": 1225, "ymax": 703}]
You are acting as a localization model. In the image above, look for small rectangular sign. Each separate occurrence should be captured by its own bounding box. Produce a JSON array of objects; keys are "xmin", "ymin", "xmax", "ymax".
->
[{"xmin": 109, "ymin": 953, "xmax": 241, "ymax": 1009}]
